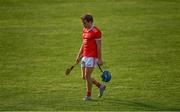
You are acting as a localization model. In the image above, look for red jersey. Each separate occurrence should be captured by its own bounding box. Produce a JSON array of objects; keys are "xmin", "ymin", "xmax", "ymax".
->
[{"xmin": 82, "ymin": 25, "xmax": 102, "ymax": 58}]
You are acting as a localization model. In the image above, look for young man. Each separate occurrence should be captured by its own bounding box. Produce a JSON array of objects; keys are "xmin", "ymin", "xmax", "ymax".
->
[{"xmin": 76, "ymin": 14, "xmax": 106, "ymax": 101}]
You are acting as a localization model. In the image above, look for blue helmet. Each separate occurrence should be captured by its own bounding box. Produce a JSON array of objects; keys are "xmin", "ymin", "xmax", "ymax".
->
[{"xmin": 101, "ymin": 70, "xmax": 111, "ymax": 82}]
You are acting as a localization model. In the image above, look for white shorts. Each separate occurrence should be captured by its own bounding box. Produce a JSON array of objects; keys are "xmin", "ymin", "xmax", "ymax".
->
[{"xmin": 81, "ymin": 57, "xmax": 98, "ymax": 67}]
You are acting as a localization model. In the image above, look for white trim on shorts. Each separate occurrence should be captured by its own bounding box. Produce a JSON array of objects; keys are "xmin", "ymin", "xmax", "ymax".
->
[{"xmin": 81, "ymin": 57, "xmax": 98, "ymax": 68}]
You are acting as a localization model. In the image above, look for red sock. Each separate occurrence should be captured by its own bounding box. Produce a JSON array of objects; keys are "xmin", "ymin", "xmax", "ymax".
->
[{"xmin": 86, "ymin": 91, "xmax": 91, "ymax": 97}]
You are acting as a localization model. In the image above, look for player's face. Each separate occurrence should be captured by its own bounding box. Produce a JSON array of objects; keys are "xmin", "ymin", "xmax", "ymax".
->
[{"xmin": 82, "ymin": 20, "xmax": 91, "ymax": 29}]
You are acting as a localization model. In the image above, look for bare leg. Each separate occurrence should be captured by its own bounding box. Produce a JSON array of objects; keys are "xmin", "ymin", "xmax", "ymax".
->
[
  {"xmin": 81, "ymin": 67, "xmax": 85, "ymax": 80},
  {"xmin": 82, "ymin": 67, "xmax": 101, "ymax": 88},
  {"xmin": 85, "ymin": 67, "xmax": 94, "ymax": 96},
  {"xmin": 92, "ymin": 78, "xmax": 101, "ymax": 88}
]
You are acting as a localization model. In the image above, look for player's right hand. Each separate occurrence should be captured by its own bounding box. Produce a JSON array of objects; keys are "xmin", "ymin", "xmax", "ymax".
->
[{"xmin": 76, "ymin": 56, "xmax": 81, "ymax": 64}]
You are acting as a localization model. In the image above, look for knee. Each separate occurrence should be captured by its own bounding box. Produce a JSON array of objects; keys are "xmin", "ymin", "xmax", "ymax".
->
[{"xmin": 82, "ymin": 76, "xmax": 86, "ymax": 80}]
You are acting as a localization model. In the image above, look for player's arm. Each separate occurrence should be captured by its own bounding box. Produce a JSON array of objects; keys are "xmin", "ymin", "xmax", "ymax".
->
[
  {"xmin": 96, "ymin": 39, "xmax": 103, "ymax": 65},
  {"xmin": 76, "ymin": 43, "xmax": 83, "ymax": 63}
]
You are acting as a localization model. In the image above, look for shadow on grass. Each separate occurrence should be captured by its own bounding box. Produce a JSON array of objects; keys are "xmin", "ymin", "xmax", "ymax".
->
[{"xmin": 104, "ymin": 98, "xmax": 180, "ymax": 111}]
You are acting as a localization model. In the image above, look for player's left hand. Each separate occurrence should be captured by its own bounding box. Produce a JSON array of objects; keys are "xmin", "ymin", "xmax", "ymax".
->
[{"xmin": 98, "ymin": 59, "xmax": 103, "ymax": 66}]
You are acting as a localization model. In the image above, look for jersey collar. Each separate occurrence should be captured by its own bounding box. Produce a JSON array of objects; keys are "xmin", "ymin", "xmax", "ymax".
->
[{"xmin": 86, "ymin": 24, "xmax": 94, "ymax": 32}]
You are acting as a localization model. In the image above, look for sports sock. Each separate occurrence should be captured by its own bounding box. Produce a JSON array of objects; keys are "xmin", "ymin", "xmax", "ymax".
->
[{"xmin": 86, "ymin": 91, "xmax": 91, "ymax": 97}]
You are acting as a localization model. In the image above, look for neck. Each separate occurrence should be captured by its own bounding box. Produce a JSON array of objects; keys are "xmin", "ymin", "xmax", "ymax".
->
[{"xmin": 86, "ymin": 24, "xmax": 94, "ymax": 31}]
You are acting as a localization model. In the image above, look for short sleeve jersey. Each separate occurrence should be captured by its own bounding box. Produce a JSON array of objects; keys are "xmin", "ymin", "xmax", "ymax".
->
[{"xmin": 82, "ymin": 26, "xmax": 102, "ymax": 58}]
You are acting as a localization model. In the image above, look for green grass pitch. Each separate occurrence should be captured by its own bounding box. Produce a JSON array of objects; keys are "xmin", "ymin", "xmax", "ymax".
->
[{"xmin": 0, "ymin": 0, "xmax": 180, "ymax": 111}]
